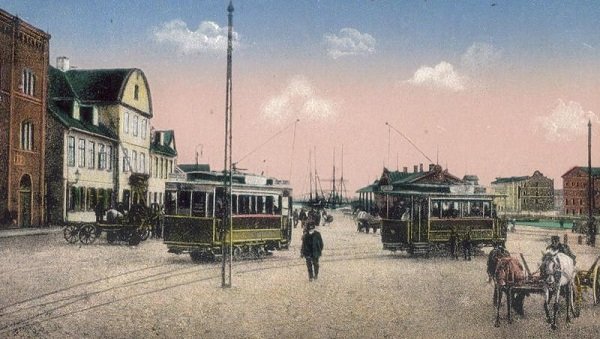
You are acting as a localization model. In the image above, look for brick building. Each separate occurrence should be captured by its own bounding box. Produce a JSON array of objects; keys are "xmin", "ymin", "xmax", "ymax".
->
[
  {"xmin": 562, "ymin": 166, "xmax": 600, "ymax": 216},
  {"xmin": 0, "ymin": 10, "xmax": 50, "ymax": 227}
]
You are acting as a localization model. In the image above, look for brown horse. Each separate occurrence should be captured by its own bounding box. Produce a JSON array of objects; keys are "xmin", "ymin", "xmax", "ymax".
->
[{"xmin": 487, "ymin": 247, "xmax": 527, "ymax": 327}]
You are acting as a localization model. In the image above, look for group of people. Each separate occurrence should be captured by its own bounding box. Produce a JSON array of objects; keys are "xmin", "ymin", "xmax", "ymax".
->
[
  {"xmin": 94, "ymin": 202, "xmax": 165, "ymax": 239},
  {"xmin": 293, "ymin": 208, "xmax": 331, "ymax": 229},
  {"xmin": 448, "ymin": 229, "xmax": 473, "ymax": 260}
]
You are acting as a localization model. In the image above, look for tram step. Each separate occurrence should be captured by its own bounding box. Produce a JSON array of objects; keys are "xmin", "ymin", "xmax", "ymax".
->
[{"xmin": 410, "ymin": 242, "xmax": 430, "ymax": 255}]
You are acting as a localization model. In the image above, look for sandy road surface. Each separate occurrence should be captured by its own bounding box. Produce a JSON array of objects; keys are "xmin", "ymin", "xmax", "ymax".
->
[{"xmin": 0, "ymin": 213, "xmax": 599, "ymax": 338}]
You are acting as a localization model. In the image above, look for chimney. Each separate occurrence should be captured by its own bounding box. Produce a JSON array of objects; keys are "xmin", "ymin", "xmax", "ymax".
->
[
  {"xmin": 419, "ymin": 163, "xmax": 423, "ymax": 172},
  {"xmin": 413, "ymin": 165, "xmax": 418, "ymax": 173},
  {"xmin": 159, "ymin": 132, "xmax": 164, "ymax": 145},
  {"xmin": 429, "ymin": 164, "xmax": 435, "ymax": 171},
  {"xmin": 56, "ymin": 56, "xmax": 70, "ymax": 72},
  {"xmin": 403, "ymin": 166, "xmax": 408, "ymax": 173}
]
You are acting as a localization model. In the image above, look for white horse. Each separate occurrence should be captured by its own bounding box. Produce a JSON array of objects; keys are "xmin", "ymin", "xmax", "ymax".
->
[{"xmin": 540, "ymin": 250, "xmax": 578, "ymax": 330}]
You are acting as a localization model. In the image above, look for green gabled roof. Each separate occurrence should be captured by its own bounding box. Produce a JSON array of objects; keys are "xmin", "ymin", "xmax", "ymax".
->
[
  {"xmin": 47, "ymin": 66, "xmax": 117, "ymax": 140},
  {"xmin": 491, "ymin": 176, "xmax": 530, "ymax": 184},
  {"xmin": 64, "ymin": 68, "xmax": 133, "ymax": 103},
  {"xmin": 48, "ymin": 101, "xmax": 117, "ymax": 140},
  {"xmin": 388, "ymin": 171, "xmax": 428, "ymax": 184},
  {"xmin": 150, "ymin": 130, "xmax": 177, "ymax": 157}
]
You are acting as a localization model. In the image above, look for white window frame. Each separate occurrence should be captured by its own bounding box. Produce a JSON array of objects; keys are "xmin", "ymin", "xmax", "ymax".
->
[
  {"xmin": 107, "ymin": 145, "xmax": 113, "ymax": 171},
  {"xmin": 21, "ymin": 68, "xmax": 35, "ymax": 96},
  {"xmin": 124, "ymin": 112, "xmax": 130, "ymax": 134},
  {"xmin": 123, "ymin": 148, "xmax": 129, "ymax": 172},
  {"xmin": 140, "ymin": 152, "xmax": 146, "ymax": 174},
  {"xmin": 98, "ymin": 143, "xmax": 106, "ymax": 170},
  {"xmin": 67, "ymin": 136, "xmax": 75, "ymax": 166},
  {"xmin": 20, "ymin": 121, "xmax": 33, "ymax": 151},
  {"xmin": 132, "ymin": 150, "xmax": 138, "ymax": 173},
  {"xmin": 133, "ymin": 115, "xmax": 139, "ymax": 137},
  {"xmin": 141, "ymin": 118, "xmax": 147, "ymax": 139},
  {"xmin": 78, "ymin": 138, "xmax": 86, "ymax": 167},
  {"xmin": 87, "ymin": 141, "xmax": 95, "ymax": 169}
]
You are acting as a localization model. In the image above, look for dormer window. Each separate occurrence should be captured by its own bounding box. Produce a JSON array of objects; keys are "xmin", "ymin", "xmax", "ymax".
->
[
  {"xmin": 80, "ymin": 106, "xmax": 93, "ymax": 124},
  {"xmin": 134, "ymin": 84, "xmax": 139, "ymax": 100}
]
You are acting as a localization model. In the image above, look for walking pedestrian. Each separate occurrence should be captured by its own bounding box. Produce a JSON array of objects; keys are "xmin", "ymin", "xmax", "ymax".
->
[
  {"xmin": 301, "ymin": 224, "xmax": 324, "ymax": 282},
  {"xmin": 462, "ymin": 230, "xmax": 472, "ymax": 261},
  {"xmin": 293, "ymin": 208, "xmax": 299, "ymax": 228}
]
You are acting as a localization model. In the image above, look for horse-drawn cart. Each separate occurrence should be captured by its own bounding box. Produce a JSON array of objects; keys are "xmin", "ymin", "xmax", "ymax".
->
[
  {"xmin": 574, "ymin": 256, "xmax": 600, "ymax": 306},
  {"xmin": 63, "ymin": 203, "xmax": 156, "ymax": 246}
]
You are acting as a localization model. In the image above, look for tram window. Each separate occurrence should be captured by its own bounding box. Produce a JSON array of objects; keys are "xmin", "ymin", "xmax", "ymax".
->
[
  {"xmin": 250, "ymin": 196, "xmax": 257, "ymax": 214},
  {"xmin": 266, "ymin": 196, "xmax": 274, "ymax": 214},
  {"xmin": 483, "ymin": 202, "xmax": 491, "ymax": 218},
  {"xmin": 231, "ymin": 194, "xmax": 238, "ymax": 215},
  {"xmin": 207, "ymin": 193, "xmax": 214, "ymax": 217},
  {"xmin": 431, "ymin": 202, "xmax": 440, "ymax": 218},
  {"xmin": 192, "ymin": 191, "xmax": 206, "ymax": 217},
  {"xmin": 257, "ymin": 196, "xmax": 265, "ymax": 214},
  {"xmin": 215, "ymin": 188, "xmax": 226, "ymax": 218},
  {"xmin": 178, "ymin": 191, "xmax": 191, "ymax": 216},
  {"xmin": 165, "ymin": 192, "xmax": 176, "ymax": 215}
]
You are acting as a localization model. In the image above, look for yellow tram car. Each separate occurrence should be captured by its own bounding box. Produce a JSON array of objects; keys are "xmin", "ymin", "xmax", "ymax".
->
[
  {"xmin": 163, "ymin": 168, "xmax": 293, "ymax": 261},
  {"xmin": 359, "ymin": 165, "xmax": 507, "ymax": 255}
]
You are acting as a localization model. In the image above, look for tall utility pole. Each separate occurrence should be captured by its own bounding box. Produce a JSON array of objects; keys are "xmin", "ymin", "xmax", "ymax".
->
[
  {"xmin": 221, "ymin": 0, "xmax": 234, "ymax": 287},
  {"xmin": 588, "ymin": 120, "xmax": 596, "ymax": 247}
]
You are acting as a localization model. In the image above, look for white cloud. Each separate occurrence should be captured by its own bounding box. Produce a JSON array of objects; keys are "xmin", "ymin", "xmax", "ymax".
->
[
  {"xmin": 535, "ymin": 99, "xmax": 599, "ymax": 141},
  {"xmin": 153, "ymin": 19, "xmax": 239, "ymax": 54},
  {"xmin": 323, "ymin": 28, "xmax": 376, "ymax": 59},
  {"xmin": 461, "ymin": 42, "xmax": 502, "ymax": 71},
  {"xmin": 405, "ymin": 61, "xmax": 466, "ymax": 92},
  {"xmin": 262, "ymin": 76, "xmax": 337, "ymax": 123}
]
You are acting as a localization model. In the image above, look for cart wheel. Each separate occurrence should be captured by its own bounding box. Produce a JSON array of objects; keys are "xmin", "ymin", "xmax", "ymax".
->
[
  {"xmin": 79, "ymin": 224, "xmax": 98, "ymax": 245},
  {"xmin": 137, "ymin": 224, "xmax": 150, "ymax": 241},
  {"xmin": 106, "ymin": 231, "xmax": 118, "ymax": 244},
  {"xmin": 63, "ymin": 225, "xmax": 80, "ymax": 244},
  {"xmin": 119, "ymin": 229, "xmax": 133, "ymax": 242},
  {"xmin": 572, "ymin": 275, "xmax": 582, "ymax": 317},
  {"xmin": 128, "ymin": 230, "xmax": 141, "ymax": 246},
  {"xmin": 593, "ymin": 264, "xmax": 600, "ymax": 305}
]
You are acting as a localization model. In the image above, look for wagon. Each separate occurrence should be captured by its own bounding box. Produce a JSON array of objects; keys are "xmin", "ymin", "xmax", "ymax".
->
[
  {"xmin": 63, "ymin": 204, "xmax": 155, "ymax": 246},
  {"xmin": 574, "ymin": 256, "xmax": 600, "ymax": 306}
]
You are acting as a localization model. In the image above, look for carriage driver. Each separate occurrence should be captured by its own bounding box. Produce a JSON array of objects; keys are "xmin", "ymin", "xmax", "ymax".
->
[{"xmin": 546, "ymin": 235, "xmax": 576, "ymax": 265}]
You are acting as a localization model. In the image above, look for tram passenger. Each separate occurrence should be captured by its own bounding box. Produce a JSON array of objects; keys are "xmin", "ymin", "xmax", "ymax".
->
[
  {"xmin": 106, "ymin": 207, "xmax": 124, "ymax": 223},
  {"xmin": 300, "ymin": 224, "xmax": 324, "ymax": 282}
]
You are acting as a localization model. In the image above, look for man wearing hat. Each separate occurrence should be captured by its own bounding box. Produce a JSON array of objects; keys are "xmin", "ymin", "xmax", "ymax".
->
[
  {"xmin": 547, "ymin": 235, "xmax": 576, "ymax": 264},
  {"xmin": 301, "ymin": 224, "xmax": 324, "ymax": 281}
]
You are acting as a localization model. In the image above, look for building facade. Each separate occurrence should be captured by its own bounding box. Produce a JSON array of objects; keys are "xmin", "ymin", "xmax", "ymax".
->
[
  {"xmin": 46, "ymin": 65, "xmax": 118, "ymax": 223},
  {"xmin": 0, "ymin": 10, "xmax": 50, "ymax": 228},
  {"xmin": 491, "ymin": 176, "xmax": 528, "ymax": 213},
  {"xmin": 148, "ymin": 130, "xmax": 177, "ymax": 206},
  {"xmin": 562, "ymin": 166, "xmax": 600, "ymax": 216},
  {"xmin": 491, "ymin": 171, "xmax": 554, "ymax": 213},
  {"xmin": 520, "ymin": 170, "xmax": 554, "ymax": 211},
  {"xmin": 45, "ymin": 58, "xmax": 165, "ymax": 221}
]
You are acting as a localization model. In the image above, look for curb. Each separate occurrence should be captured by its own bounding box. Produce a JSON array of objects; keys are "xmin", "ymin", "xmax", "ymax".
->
[{"xmin": 0, "ymin": 227, "xmax": 63, "ymax": 238}]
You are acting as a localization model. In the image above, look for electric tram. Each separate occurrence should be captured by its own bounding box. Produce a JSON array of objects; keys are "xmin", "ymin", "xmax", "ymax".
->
[
  {"xmin": 163, "ymin": 169, "xmax": 293, "ymax": 261},
  {"xmin": 358, "ymin": 165, "xmax": 507, "ymax": 255}
]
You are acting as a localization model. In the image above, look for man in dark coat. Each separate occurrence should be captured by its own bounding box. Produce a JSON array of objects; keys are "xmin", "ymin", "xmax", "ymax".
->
[{"xmin": 301, "ymin": 224, "xmax": 324, "ymax": 281}]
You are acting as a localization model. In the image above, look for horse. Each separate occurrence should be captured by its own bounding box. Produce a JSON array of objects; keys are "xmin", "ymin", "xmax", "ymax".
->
[
  {"xmin": 487, "ymin": 247, "xmax": 527, "ymax": 327},
  {"xmin": 540, "ymin": 250, "xmax": 578, "ymax": 330}
]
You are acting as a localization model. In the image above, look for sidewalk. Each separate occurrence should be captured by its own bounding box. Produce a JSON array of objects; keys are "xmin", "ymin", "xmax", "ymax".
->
[{"xmin": 0, "ymin": 226, "xmax": 63, "ymax": 238}]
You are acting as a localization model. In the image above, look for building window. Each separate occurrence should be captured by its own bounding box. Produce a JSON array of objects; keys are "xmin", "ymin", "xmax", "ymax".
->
[
  {"xmin": 134, "ymin": 84, "xmax": 139, "ymax": 100},
  {"xmin": 20, "ymin": 121, "xmax": 33, "ymax": 151},
  {"xmin": 123, "ymin": 148, "xmax": 129, "ymax": 172},
  {"xmin": 160, "ymin": 158, "xmax": 164, "ymax": 178},
  {"xmin": 87, "ymin": 141, "xmax": 95, "ymax": 169},
  {"xmin": 141, "ymin": 119, "xmax": 147, "ymax": 139},
  {"xmin": 133, "ymin": 115, "xmax": 139, "ymax": 137},
  {"xmin": 21, "ymin": 68, "xmax": 35, "ymax": 96},
  {"xmin": 140, "ymin": 152, "xmax": 146, "ymax": 174},
  {"xmin": 107, "ymin": 146, "xmax": 113, "ymax": 171},
  {"xmin": 98, "ymin": 144, "xmax": 106, "ymax": 169},
  {"xmin": 67, "ymin": 136, "xmax": 75, "ymax": 166},
  {"xmin": 154, "ymin": 157, "xmax": 158, "ymax": 178},
  {"xmin": 124, "ymin": 112, "xmax": 130, "ymax": 134},
  {"xmin": 169, "ymin": 160, "xmax": 173, "ymax": 174},
  {"xmin": 132, "ymin": 150, "xmax": 138, "ymax": 172},
  {"xmin": 78, "ymin": 139, "xmax": 86, "ymax": 167}
]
